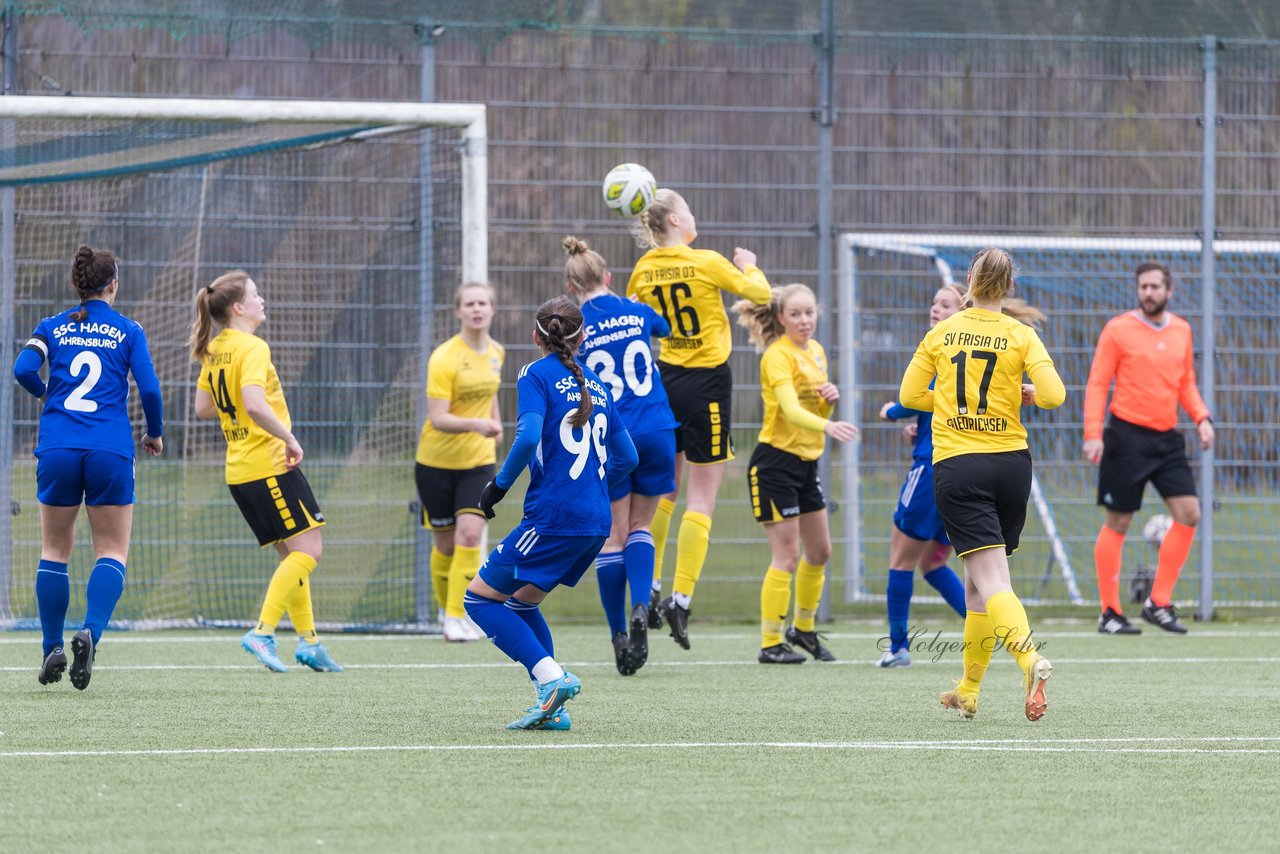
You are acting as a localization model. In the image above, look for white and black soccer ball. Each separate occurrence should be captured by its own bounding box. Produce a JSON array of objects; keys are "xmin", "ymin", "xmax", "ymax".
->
[
  {"xmin": 1143, "ymin": 513, "xmax": 1173, "ymax": 546},
  {"xmin": 602, "ymin": 163, "xmax": 657, "ymax": 217}
]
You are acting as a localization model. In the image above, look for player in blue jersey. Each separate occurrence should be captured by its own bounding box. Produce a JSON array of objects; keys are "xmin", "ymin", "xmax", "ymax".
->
[
  {"xmin": 13, "ymin": 245, "xmax": 164, "ymax": 690},
  {"xmin": 466, "ymin": 295, "xmax": 638, "ymax": 730},
  {"xmin": 875, "ymin": 284, "xmax": 967, "ymax": 668},
  {"xmin": 563, "ymin": 235, "xmax": 677, "ymax": 676}
]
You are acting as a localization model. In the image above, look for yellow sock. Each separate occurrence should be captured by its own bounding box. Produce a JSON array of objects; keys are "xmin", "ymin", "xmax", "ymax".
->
[
  {"xmin": 446, "ymin": 544, "xmax": 482, "ymax": 619},
  {"xmin": 672, "ymin": 511, "xmax": 712, "ymax": 599},
  {"xmin": 288, "ymin": 563, "xmax": 319, "ymax": 643},
  {"xmin": 256, "ymin": 551, "xmax": 317, "ymax": 635},
  {"xmin": 650, "ymin": 498, "xmax": 676, "ymax": 589},
  {"xmin": 957, "ymin": 610, "xmax": 995, "ymax": 696},
  {"xmin": 430, "ymin": 546, "xmax": 452, "ymax": 614},
  {"xmin": 793, "ymin": 559, "xmax": 825, "ymax": 632},
  {"xmin": 760, "ymin": 566, "xmax": 792, "ymax": 647},
  {"xmin": 985, "ymin": 590, "xmax": 1041, "ymax": 673}
]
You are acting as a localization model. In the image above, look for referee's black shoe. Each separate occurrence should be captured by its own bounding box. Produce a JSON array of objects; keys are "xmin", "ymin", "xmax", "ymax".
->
[
  {"xmin": 758, "ymin": 643, "xmax": 806, "ymax": 664},
  {"xmin": 69, "ymin": 628, "xmax": 95, "ymax": 690},
  {"xmin": 1098, "ymin": 608, "xmax": 1142, "ymax": 635},
  {"xmin": 658, "ymin": 596, "xmax": 691, "ymax": 650},
  {"xmin": 38, "ymin": 646, "xmax": 67, "ymax": 685},
  {"xmin": 1141, "ymin": 598, "xmax": 1188, "ymax": 634}
]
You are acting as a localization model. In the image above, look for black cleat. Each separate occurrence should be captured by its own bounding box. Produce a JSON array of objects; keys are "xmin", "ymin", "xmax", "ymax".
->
[
  {"xmin": 629, "ymin": 603, "xmax": 649, "ymax": 671},
  {"xmin": 647, "ymin": 588, "xmax": 664, "ymax": 629},
  {"xmin": 38, "ymin": 646, "xmax": 67, "ymax": 685},
  {"xmin": 1098, "ymin": 607, "xmax": 1142, "ymax": 635},
  {"xmin": 69, "ymin": 629, "xmax": 95, "ymax": 690},
  {"xmin": 785, "ymin": 626, "xmax": 836, "ymax": 661},
  {"xmin": 758, "ymin": 643, "xmax": 806, "ymax": 664},
  {"xmin": 612, "ymin": 632, "xmax": 637, "ymax": 676},
  {"xmin": 1141, "ymin": 598, "xmax": 1188, "ymax": 634},
  {"xmin": 658, "ymin": 596, "xmax": 690, "ymax": 650}
]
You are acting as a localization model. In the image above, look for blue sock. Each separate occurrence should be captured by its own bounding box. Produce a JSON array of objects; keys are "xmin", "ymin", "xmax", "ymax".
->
[
  {"xmin": 623, "ymin": 531, "xmax": 656, "ymax": 610},
  {"xmin": 464, "ymin": 591, "xmax": 548, "ymax": 679},
  {"xmin": 886, "ymin": 569, "xmax": 914, "ymax": 653},
  {"xmin": 83, "ymin": 557, "xmax": 126, "ymax": 645},
  {"xmin": 923, "ymin": 564, "xmax": 966, "ymax": 617},
  {"xmin": 505, "ymin": 598, "xmax": 553, "ymax": 657},
  {"xmin": 36, "ymin": 559, "xmax": 70, "ymax": 656},
  {"xmin": 595, "ymin": 552, "xmax": 627, "ymax": 636}
]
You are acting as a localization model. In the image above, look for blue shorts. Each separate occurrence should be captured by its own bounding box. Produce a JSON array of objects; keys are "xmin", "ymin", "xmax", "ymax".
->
[
  {"xmin": 36, "ymin": 448, "xmax": 135, "ymax": 507},
  {"xmin": 479, "ymin": 520, "xmax": 607, "ymax": 596},
  {"xmin": 892, "ymin": 461, "xmax": 949, "ymax": 545},
  {"xmin": 609, "ymin": 429, "xmax": 677, "ymax": 502}
]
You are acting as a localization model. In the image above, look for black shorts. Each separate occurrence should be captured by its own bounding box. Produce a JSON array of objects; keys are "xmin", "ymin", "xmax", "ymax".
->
[
  {"xmin": 228, "ymin": 469, "xmax": 326, "ymax": 547},
  {"xmin": 933, "ymin": 449, "xmax": 1032, "ymax": 557},
  {"xmin": 415, "ymin": 463, "xmax": 494, "ymax": 531},
  {"xmin": 659, "ymin": 361, "xmax": 734, "ymax": 464},
  {"xmin": 1097, "ymin": 416, "xmax": 1197, "ymax": 513},
  {"xmin": 748, "ymin": 443, "xmax": 826, "ymax": 524}
]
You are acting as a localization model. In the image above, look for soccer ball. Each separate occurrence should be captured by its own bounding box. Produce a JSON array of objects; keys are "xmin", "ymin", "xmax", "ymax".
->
[
  {"xmin": 602, "ymin": 163, "xmax": 657, "ymax": 217},
  {"xmin": 1143, "ymin": 513, "xmax": 1173, "ymax": 546}
]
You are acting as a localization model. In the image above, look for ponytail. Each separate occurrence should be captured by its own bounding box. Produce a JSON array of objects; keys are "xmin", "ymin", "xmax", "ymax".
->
[
  {"xmin": 733, "ymin": 283, "xmax": 816, "ymax": 351},
  {"xmin": 188, "ymin": 270, "xmax": 250, "ymax": 361},
  {"xmin": 69, "ymin": 244, "xmax": 118, "ymax": 321},
  {"xmin": 630, "ymin": 189, "xmax": 681, "ymax": 250},
  {"xmin": 534, "ymin": 296, "xmax": 591, "ymax": 428}
]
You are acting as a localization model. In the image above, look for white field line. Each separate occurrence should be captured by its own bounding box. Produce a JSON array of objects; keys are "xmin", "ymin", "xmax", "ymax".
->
[
  {"xmin": 3, "ymin": 736, "xmax": 1280, "ymax": 760},
  {"xmin": 1, "ymin": 629, "xmax": 1279, "ymax": 645},
  {"xmin": 3, "ymin": 656, "xmax": 1280, "ymax": 674}
]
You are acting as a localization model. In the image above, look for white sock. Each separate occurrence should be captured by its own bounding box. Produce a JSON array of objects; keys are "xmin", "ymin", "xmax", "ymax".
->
[
  {"xmin": 672, "ymin": 591, "xmax": 691, "ymax": 609},
  {"xmin": 651, "ymin": 580, "xmax": 662, "ymax": 592},
  {"xmin": 531, "ymin": 656, "xmax": 564, "ymax": 685}
]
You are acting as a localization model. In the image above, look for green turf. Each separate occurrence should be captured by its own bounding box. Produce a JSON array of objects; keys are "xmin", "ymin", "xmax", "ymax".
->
[{"xmin": 2, "ymin": 620, "xmax": 1278, "ymax": 852}]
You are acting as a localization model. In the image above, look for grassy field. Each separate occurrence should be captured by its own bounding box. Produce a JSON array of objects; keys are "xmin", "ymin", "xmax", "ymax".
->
[{"xmin": 2, "ymin": 619, "xmax": 1278, "ymax": 852}]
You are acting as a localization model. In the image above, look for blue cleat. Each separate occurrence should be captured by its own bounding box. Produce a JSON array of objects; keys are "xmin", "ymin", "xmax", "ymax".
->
[
  {"xmin": 534, "ymin": 708, "xmax": 571, "ymax": 730},
  {"xmin": 505, "ymin": 671, "xmax": 581, "ymax": 730},
  {"xmin": 241, "ymin": 630, "xmax": 287, "ymax": 672},
  {"xmin": 295, "ymin": 639, "xmax": 344, "ymax": 672},
  {"xmin": 877, "ymin": 648, "xmax": 911, "ymax": 668}
]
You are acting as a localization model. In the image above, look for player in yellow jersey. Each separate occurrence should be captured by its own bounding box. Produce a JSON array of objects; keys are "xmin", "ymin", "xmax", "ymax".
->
[
  {"xmin": 626, "ymin": 189, "xmax": 772, "ymax": 649},
  {"xmin": 899, "ymin": 248, "xmax": 1065, "ymax": 721},
  {"xmin": 189, "ymin": 271, "xmax": 342, "ymax": 674},
  {"xmin": 734, "ymin": 285, "xmax": 858, "ymax": 664},
  {"xmin": 415, "ymin": 282, "xmax": 504, "ymax": 643}
]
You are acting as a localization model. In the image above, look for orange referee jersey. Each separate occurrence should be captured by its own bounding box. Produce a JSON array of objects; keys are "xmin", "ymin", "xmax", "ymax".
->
[{"xmin": 1083, "ymin": 310, "xmax": 1209, "ymax": 440}]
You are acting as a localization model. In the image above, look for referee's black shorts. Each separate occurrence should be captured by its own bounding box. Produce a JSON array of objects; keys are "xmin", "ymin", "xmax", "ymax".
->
[
  {"xmin": 1096, "ymin": 416, "xmax": 1196, "ymax": 513},
  {"xmin": 933, "ymin": 449, "xmax": 1032, "ymax": 558}
]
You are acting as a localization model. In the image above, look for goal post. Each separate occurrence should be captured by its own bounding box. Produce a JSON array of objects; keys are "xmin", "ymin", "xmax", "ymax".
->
[
  {"xmin": 0, "ymin": 95, "xmax": 487, "ymax": 631},
  {"xmin": 836, "ymin": 231, "xmax": 1280, "ymax": 611}
]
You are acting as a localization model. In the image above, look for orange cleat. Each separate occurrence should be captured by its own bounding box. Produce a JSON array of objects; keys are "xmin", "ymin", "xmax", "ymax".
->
[{"xmin": 1024, "ymin": 656, "xmax": 1053, "ymax": 721}]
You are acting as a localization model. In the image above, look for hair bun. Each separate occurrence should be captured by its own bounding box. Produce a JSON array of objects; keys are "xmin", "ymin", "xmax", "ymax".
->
[{"xmin": 562, "ymin": 235, "xmax": 588, "ymax": 256}]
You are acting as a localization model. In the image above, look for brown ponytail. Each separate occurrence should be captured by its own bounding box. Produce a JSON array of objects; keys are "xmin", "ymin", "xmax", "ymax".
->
[
  {"xmin": 534, "ymin": 295, "xmax": 591, "ymax": 428},
  {"xmin": 562, "ymin": 235, "xmax": 609, "ymax": 298},
  {"xmin": 188, "ymin": 270, "xmax": 250, "ymax": 361},
  {"xmin": 69, "ymin": 244, "xmax": 118, "ymax": 321}
]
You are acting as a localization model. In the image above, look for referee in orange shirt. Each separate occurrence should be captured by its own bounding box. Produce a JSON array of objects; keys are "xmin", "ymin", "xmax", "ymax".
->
[{"xmin": 1083, "ymin": 261, "xmax": 1214, "ymax": 635}]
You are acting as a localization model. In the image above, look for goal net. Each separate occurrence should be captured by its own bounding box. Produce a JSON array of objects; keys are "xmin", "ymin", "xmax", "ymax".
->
[
  {"xmin": 837, "ymin": 232, "xmax": 1280, "ymax": 609},
  {"xmin": 0, "ymin": 96, "xmax": 486, "ymax": 631}
]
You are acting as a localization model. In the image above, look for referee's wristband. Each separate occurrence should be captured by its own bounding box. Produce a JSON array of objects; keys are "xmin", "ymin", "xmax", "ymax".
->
[{"xmin": 1198, "ymin": 416, "xmax": 1213, "ymax": 426}]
